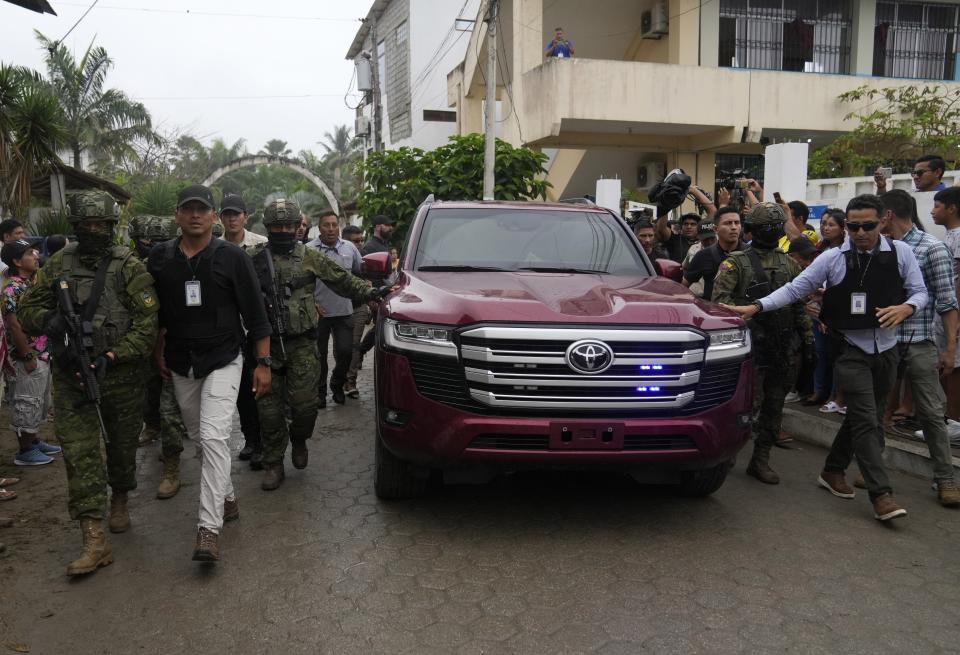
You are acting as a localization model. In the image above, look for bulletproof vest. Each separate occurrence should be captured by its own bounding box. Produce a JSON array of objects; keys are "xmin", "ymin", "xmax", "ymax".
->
[
  {"xmin": 151, "ymin": 238, "xmax": 242, "ymax": 341},
  {"xmin": 252, "ymin": 242, "xmax": 318, "ymax": 337},
  {"xmin": 820, "ymin": 240, "xmax": 905, "ymax": 330},
  {"xmin": 59, "ymin": 242, "xmax": 133, "ymax": 355},
  {"xmin": 738, "ymin": 247, "xmax": 797, "ymax": 356}
]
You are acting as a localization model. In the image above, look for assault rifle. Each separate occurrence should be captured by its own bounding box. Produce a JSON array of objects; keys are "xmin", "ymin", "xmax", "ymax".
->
[
  {"xmin": 262, "ymin": 248, "xmax": 288, "ymax": 358},
  {"xmin": 55, "ymin": 277, "xmax": 108, "ymax": 442}
]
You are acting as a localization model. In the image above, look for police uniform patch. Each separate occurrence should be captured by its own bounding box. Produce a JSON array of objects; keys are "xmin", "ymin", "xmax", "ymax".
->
[{"xmin": 141, "ymin": 291, "xmax": 156, "ymax": 308}]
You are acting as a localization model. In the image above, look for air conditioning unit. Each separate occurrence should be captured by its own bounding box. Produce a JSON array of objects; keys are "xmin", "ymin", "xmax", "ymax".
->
[
  {"xmin": 355, "ymin": 115, "xmax": 370, "ymax": 138},
  {"xmin": 641, "ymin": 1, "xmax": 668, "ymax": 39},
  {"xmin": 638, "ymin": 161, "xmax": 666, "ymax": 189}
]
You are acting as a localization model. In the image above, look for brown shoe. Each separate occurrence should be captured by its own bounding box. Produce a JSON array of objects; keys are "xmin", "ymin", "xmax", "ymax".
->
[
  {"xmin": 138, "ymin": 423, "xmax": 160, "ymax": 447},
  {"xmin": 936, "ymin": 480, "xmax": 960, "ymax": 507},
  {"xmin": 67, "ymin": 518, "xmax": 113, "ymax": 576},
  {"xmin": 108, "ymin": 492, "xmax": 130, "ymax": 533},
  {"xmin": 192, "ymin": 527, "xmax": 219, "ymax": 562},
  {"xmin": 291, "ymin": 440, "xmax": 308, "ymax": 470},
  {"xmin": 344, "ymin": 381, "xmax": 360, "ymax": 399},
  {"xmin": 746, "ymin": 446, "xmax": 780, "ymax": 485},
  {"xmin": 873, "ymin": 493, "xmax": 907, "ymax": 521},
  {"xmin": 156, "ymin": 454, "xmax": 181, "ymax": 499},
  {"xmin": 818, "ymin": 470, "xmax": 855, "ymax": 499},
  {"xmin": 261, "ymin": 463, "xmax": 285, "ymax": 491},
  {"xmin": 853, "ymin": 475, "xmax": 867, "ymax": 490},
  {"xmin": 223, "ymin": 497, "xmax": 240, "ymax": 522}
]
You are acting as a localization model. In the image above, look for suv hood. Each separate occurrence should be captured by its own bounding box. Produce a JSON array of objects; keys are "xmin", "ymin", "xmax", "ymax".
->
[{"xmin": 385, "ymin": 271, "xmax": 741, "ymax": 331}]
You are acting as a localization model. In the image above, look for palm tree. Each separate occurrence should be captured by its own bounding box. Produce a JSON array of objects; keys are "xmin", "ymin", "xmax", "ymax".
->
[
  {"xmin": 260, "ymin": 139, "xmax": 291, "ymax": 158},
  {"xmin": 319, "ymin": 125, "xmax": 360, "ymax": 202},
  {"xmin": 35, "ymin": 30, "xmax": 155, "ymax": 171},
  {"xmin": 0, "ymin": 63, "xmax": 65, "ymax": 217}
]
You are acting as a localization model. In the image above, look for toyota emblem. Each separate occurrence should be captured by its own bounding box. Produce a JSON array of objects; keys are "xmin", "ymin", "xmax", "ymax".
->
[{"xmin": 565, "ymin": 340, "xmax": 614, "ymax": 375}]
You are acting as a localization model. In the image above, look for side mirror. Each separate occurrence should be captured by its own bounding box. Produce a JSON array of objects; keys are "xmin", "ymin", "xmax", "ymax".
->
[
  {"xmin": 362, "ymin": 251, "xmax": 392, "ymax": 284},
  {"xmin": 654, "ymin": 258, "xmax": 683, "ymax": 283}
]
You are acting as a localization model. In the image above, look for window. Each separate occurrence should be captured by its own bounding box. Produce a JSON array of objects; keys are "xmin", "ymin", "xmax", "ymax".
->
[
  {"xmin": 874, "ymin": 2, "xmax": 959, "ymax": 80},
  {"xmin": 718, "ymin": 0, "xmax": 852, "ymax": 74},
  {"xmin": 395, "ymin": 20, "xmax": 408, "ymax": 46},
  {"xmin": 423, "ymin": 110, "xmax": 456, "ymax": 122}
]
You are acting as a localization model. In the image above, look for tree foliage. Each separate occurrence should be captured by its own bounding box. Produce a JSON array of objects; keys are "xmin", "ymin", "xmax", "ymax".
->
[
  {"xmin": 356, "ymin": 134, "xmax": 551, "ymax": 239},
  {"xmin": 35, "ymin": 31, "xmax": 156, "ymax": 172},
  {"xmin": 0, "ymin": 63, "xmax": 65, "ymax": 217},
  {"xmin": 809, "ymin": 84, "xmax": 960, "ymax": 179}
]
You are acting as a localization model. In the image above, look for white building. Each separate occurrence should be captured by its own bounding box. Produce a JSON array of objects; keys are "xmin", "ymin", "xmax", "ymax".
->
[{"xmin": 347, "ymin": 0, "xmax": 482, "ymax": 153}]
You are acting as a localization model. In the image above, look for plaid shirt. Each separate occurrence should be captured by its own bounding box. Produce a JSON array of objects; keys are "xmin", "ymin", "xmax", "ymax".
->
[{"xmin": 898, "ymin": 226, "xmax": 958, "ymax": 343}]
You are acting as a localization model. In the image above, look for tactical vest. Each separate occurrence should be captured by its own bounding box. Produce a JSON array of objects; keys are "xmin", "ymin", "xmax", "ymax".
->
[
  {"xmin": 737, "ymin": 247, "xmax": 797, "ymax": 358},
  {"xmin": 252, "ymin": 242, "xmax": 319, "ymax": 338},
  {"xmin": 151, "ymin": 238, "xmax": 243, "ymax": 342},
  {"xmin": 60, "ymin": 243, "xmax": 134, "ymax": 355},
  {"xmin": 820, "ymin": 240, "xmax": 905, "ymax": 330}
]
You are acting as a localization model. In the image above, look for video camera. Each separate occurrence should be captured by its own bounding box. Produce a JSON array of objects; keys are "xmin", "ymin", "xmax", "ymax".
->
[
  {"xmin": 648, "ymin": 168, "xmax": 692, "ymax": 217},
  {"xmin": 717, "ymin": 168, "xmax": 753, "ymax": 211}
]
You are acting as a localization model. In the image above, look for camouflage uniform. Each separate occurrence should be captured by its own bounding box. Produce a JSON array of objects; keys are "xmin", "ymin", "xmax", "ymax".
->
[
  {"xmin": 712, "ymin": 203, "xmax": 811, "ymax": 484},
  {"xmin": 129, "ymin": 216, "xmax": 187, "ymax": 461},
  {"xmin": 250, "ymin": 199, "xmax": 378, "ymax": 488},
  {"xmin": 18, "ymin": 192, "xmax": 159, "ymax": 575}
]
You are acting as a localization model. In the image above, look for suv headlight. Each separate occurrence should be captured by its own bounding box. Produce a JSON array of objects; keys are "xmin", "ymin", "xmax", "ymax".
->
[
  {"xmin": 384, "ymin": 319, "xmax": 458, "ymax": 358},
  {"xmin": 705, "ymin": 327, "xmax": 751, "ymax": 362}
]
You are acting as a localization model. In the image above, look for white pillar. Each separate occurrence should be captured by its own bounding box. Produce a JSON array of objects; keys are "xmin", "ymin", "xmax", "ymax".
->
[{"xmin": 763, "ymin": 143, "xmax": 809, "ymax": 203}]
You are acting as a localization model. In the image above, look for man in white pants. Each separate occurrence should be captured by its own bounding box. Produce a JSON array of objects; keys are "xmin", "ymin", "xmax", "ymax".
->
[{"xmin": 148, "ymin": 185, "xmax": 272, "ymax": 563}]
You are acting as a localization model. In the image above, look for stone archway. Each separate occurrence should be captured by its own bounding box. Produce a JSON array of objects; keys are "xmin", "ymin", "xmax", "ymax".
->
[{"xmin": 202, "ymin": 155, "xmax": 339, "ymax": 216}]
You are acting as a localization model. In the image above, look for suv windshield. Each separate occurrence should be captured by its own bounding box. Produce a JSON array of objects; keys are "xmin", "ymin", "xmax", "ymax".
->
[{"xmin": 413, "ymin": 208, "xmax": 648, "ymax": 275}]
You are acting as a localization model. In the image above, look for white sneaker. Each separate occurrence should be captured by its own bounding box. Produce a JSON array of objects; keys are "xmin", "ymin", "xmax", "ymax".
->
[
  {"xmin": 784, "ymin": 391, "xmax": 801, "ymax": 404},
  {"xmin": 819, "ymin": 401, "xmax": 841, "ymax": 413},
  {"xmin": 947, "ymin": 420, "xmax": 960, "ymax": 446}
]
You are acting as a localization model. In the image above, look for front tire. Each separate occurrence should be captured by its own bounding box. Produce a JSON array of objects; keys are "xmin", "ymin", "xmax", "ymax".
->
[
  {"xmin": 374, "ymin": 434, "xmax": 428, "ymax": 499},
  {"xmin": 676, "ymin": 460, "xmax": 733, "ymax": 497}
]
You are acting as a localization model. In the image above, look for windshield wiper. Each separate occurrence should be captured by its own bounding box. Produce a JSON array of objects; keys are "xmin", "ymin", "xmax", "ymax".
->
[
  {"xmin": 515, "ymin": 266, "xmax": 608, "ymax": 274},
  {"xmin": 418, "ymin": 265, "xmax": 508, "ymax": 272}
]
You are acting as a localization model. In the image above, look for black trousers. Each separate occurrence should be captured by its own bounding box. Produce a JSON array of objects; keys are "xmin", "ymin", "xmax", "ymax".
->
[
  {"xmin": 318, "ymin": 315, "xmax": 354, "ymax": 394},
  {"xmin": 236, "ymin": 356, "xmax": 261, "ymax": 449}
]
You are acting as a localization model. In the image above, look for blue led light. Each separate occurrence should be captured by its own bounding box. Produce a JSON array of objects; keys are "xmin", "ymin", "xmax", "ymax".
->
[
  {"xmin": 636, "ymin": 386, "xmax": 662, "ymax": 393},
  {"xmin": 636, "ymin": 386, "xmax": 647, "ymax": 392},
  {"xmin": 650, "ymin": 386, "xmax": 661, "ymax": 392},
  {"xmin": 653, "ymin": 365, "xmax": 663, "ymax": 370}
]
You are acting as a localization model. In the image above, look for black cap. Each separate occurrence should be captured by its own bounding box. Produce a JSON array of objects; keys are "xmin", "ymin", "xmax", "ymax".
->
[
  {"xmin": 371, "ymin": 214, "xmax": 394, "ymax": 226},
  {"xmin": 1, "ymin": 239, "xmax": 33, "ymax": 268},
  {"xmin": 220, "ymin": 193, "xmax": 246, "ymax": 214},
  {"xmin": 177, "ymin": 184, "xmax": 215, "ymax": 209},
  {"xmin": 788, "ymin": 236, "xmax": 817, "ymax": 257}
]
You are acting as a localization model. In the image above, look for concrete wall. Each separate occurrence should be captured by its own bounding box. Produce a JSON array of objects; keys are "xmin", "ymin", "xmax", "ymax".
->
[{"xmin": 807, "ymin": 171, "xmax": 960, "ymax": 204}]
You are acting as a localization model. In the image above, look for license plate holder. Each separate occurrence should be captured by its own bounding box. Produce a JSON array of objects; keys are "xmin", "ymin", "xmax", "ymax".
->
[{"xmin": 549, "ymin": 422, "xmax": 624, "ymax": 450}]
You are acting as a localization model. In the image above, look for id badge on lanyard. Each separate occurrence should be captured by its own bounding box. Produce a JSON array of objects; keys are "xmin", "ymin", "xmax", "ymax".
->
[
  {"xmin": 185, "ymin": 280, "xmax": 202, "ymax": 307},
  {"xmin": 850, "ymin": 292, "xmax": 866, "ymax": 315}
]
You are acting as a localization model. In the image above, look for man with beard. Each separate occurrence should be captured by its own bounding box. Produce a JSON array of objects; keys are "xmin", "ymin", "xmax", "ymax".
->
[
  {"xmin": 19, "ymin": 192, "xmax": 159, "ymax": 575},
  {"xmin": 362, "ymin": 215, "xmax": 394, "ymax": 255}
]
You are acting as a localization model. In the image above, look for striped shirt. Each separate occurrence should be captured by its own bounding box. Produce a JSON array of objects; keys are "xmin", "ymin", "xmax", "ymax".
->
[{"xmin": 898, "ymin": 226, "xmax": 958, "ymax": 343}]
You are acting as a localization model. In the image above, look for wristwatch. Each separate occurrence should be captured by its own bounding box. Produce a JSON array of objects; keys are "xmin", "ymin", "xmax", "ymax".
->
[
  {"xmin": 256, "ymin": 356, "xmax": 273, "ymax": 368},
  {"xmin": 751, "ymin": 300, "xmax": 763, "ymax": 312}
]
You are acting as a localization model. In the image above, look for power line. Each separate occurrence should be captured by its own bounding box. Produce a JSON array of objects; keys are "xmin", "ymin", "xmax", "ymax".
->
[
  {"xmin": 56, "ymin": 0, "xmax": 99, "ymax": 45},
  {"xmin": 54, "ymin": 2, "xmax": 359, "ymax": 22}
]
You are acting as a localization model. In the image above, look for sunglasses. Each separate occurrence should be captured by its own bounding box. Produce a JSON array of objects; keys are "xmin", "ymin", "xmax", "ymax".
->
[
  {"xmin": 847, "ymin": 221, "xmax": 879, "ymax": 232},
  {"xmin": 911, "ymin": 169, "xmax": 930, "ymax": 177}
]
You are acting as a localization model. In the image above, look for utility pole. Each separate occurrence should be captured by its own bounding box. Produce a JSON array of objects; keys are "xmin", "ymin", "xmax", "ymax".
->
[
  {"xmin": 482, "ymin": 0, "xmax": 498, "ymax": 200},
  {"xmin": 370, "ymin": 19, "xmax": 384, "ymax": 153}
]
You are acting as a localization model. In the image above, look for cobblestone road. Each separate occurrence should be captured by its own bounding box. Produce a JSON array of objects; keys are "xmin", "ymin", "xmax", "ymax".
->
[{"xmin": 3, "ymin": 369, "xmax": 960, "ymax": 654}]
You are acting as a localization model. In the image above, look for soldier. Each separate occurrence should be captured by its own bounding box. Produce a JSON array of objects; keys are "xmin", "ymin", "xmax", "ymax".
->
[
  {"xmin": 249, "ymin": 199, "xmax": 382, "ymax": 490},
  {"xmin": 19, "ymin": 191, "xmax": 159, "ymax": 576},
  {"xmin": 128, "ymin": 216, "xmax": 189, "ymax": 498},
  {"xmin": 713, "ymin": 202, "xmax": 811, "ymax": 485}
]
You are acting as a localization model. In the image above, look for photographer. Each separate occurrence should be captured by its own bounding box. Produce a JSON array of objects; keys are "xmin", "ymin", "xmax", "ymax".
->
[
  {"xmin": 656, "ymin": 213, "xmax": 701, "ymax": 264},
  {"xmin": 545, "ymin": 27, "xmax": 574, "ymax": 58}
]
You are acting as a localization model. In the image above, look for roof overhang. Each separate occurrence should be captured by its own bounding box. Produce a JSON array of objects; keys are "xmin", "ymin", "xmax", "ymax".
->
[
  {"xmin": 345, "ymin": 0, "xmax": 391, "ymax": 60},
  {"xmin": 2, "ymin": 0, "xmax": 56, "ymax": 14}
]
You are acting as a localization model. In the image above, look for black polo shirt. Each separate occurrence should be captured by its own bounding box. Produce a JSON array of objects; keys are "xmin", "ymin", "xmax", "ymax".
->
[
  {"xmin": 148, "ymin": 237, "xmax": 271, "ymax": 378},
  {"xmin": 361, "ymin": 235, "xmax": 390, "ymax": 256}
]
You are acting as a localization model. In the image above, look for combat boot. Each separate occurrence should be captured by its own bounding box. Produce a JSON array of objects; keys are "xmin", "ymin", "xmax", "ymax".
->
[
  {"xmin": 66, "ymin": 518, "xmax": 113, "ymax": 576},
  {"xmin": 746, "ymin": 444, "xmax": 780, "ymax": 485},
  {"xmin": 157, "ymin": 453, "xmax": 181, "ymax": 499},
  {"xmin": 291, "ymin": 439, "xmax": 308, "ymax": 470},
  {"xmin": 261, "ymin": 463, "xmax": 285, "ymax": 491},
  {"xmin": 138, "ymin": 423, "xmax": 160, "ymax": 447},
  {"xmin": 108, "ymin": 492, "xmax": 130, "ymax": 533}
]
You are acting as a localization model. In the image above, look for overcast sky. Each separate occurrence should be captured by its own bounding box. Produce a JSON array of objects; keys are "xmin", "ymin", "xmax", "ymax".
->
[{"xmin": 0, "ymin": 0, "xmax": 368, "ymax": 156}]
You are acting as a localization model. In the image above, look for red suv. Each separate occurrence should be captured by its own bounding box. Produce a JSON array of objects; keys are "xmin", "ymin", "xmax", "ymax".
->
[{"xmin": 364, "ymin": 199, "xmax": 753, "ymax": 498}]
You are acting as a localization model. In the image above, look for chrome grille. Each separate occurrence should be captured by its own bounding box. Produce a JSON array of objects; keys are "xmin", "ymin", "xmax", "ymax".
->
[{"xmin": 459, "ymin": 327, "xmax": 706, "ymax": 411}]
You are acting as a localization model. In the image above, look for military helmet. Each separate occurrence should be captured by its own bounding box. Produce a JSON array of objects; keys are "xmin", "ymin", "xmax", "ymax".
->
[
  {"xmin": 67, "ymin": 190, "xmax": 120, "ymax": 223},
  {"xmin": 212, "ymin": 219, "xmax": 224, "ymax": 237},
  {"xmin": 262, "ymin": 198, "xmax": 302, "ymax": 226},
  {"xmin": 127, "ymin": 214, "xmax": 152, "ymax": 239},
  {"xmin": 150, "ymin": 216, "xmax": 179, "ymax": 240},
  {"xmin": 743, "ymin": 202, "xmax": 786, "ymax": 227}
]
